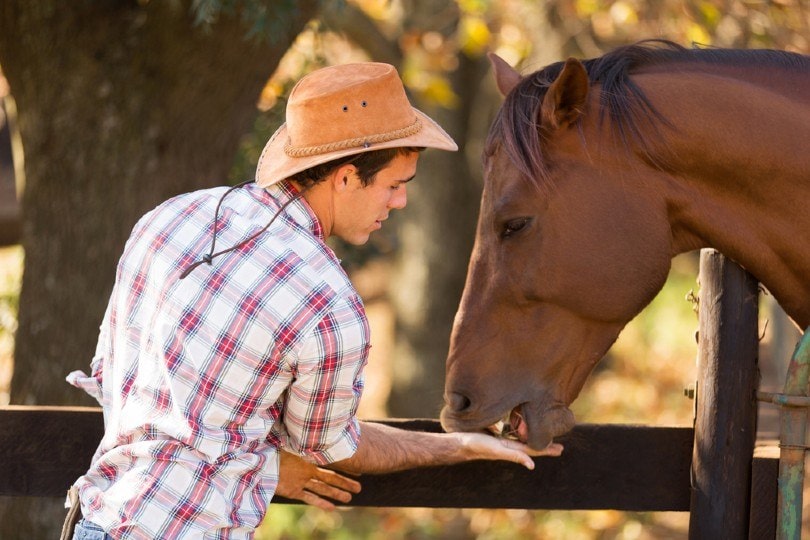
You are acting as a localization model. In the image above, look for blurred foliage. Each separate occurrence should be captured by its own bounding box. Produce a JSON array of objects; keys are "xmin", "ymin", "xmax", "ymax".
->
[
  {"xmin": 191, "ymin": 0, "xmax": 312, "ymax": 41},
  {"xmin": 549, "ymin": 0, "xmax": 808, "ymax": 56}
]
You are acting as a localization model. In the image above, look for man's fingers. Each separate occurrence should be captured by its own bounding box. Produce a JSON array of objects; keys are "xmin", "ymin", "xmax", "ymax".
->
[
  {"xmin": 307, "ymin": 479, "xmax": 354, "ymax": 503},
  {"xmin": 497, "ymin": 439, "xmax": 564, "ymax": 469},
  {"xmin": 499, "ymin": 438, "xmax": 564, "ymax": 456},
  {"xmin": 299, "ymin": 490, "xmax": 337, "ymax": 512},
  {"xmin": 316, "ymin": 468, "xmax": 361, "ymax": 494},
  {"xmin": 277, "ymin": 450, "xmax": 363, "ymax": 510},
  {"xmin": 527, "ymin": 442, "xmax": 564, "ymax": 457},
  {"xmin": 497, "ymin": 439, "xmax": 535, "ymax": 469}
]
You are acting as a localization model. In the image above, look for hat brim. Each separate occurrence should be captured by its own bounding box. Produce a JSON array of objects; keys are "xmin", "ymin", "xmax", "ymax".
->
[{"xmin": 255, "ymin": 108, "xmax": 458, "ymax": 188}]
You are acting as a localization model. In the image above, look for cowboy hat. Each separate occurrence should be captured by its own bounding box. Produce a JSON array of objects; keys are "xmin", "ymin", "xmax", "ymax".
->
[{"xmin": 255, "ymin": 62, "xmax": 458, "ymax": 187}]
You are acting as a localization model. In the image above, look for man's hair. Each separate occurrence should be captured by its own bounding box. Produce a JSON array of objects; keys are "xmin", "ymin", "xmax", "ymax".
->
[{"xmin": 289, "ymin": 147, "xmax": 423, "ymax": 189}]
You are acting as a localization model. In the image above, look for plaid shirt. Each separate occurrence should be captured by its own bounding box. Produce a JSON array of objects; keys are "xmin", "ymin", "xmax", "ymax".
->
[{"xmin": 67, "ymin": 181, "xmax": 368, "ymax": 539}]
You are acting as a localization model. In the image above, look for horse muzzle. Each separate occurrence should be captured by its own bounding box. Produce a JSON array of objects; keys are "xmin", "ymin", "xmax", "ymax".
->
[{"xmin": 522, "ymin": 402, "xmax": 576, "ymax": 450}]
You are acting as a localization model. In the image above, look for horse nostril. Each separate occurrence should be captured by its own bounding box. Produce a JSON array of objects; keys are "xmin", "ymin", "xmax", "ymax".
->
[{"xmin": 448, "ymin": 392, "xmax": 472, "ymax": 412}]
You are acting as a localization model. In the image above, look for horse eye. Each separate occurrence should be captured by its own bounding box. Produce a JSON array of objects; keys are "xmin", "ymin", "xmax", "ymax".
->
[{"xmin": 501, "ymin": 217, "xmax": 531, "ymax": 238}]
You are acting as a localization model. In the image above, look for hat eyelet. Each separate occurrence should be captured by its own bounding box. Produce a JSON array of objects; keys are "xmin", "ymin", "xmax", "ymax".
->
[
  {"xmin": 361, "ymin": 101, "xmax": 367, "ymax": 107},
  {"xmin": 342, "ymin": 105, "xmax": 349, "ymax": 112}
]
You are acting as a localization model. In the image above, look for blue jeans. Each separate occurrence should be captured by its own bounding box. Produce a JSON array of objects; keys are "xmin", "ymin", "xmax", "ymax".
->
[{"xmin": 73, "ymin": 518, "xmax": 113, "ymax": 540}]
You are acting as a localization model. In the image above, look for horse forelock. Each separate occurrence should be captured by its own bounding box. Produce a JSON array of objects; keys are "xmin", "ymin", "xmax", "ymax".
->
[
  {"xmin": 485, "ymin": 68, "xmax": 560, "ymax": 193},
  {"xmin": 486, "ymin": 39, "xmax": 809, "ymax": 191}
]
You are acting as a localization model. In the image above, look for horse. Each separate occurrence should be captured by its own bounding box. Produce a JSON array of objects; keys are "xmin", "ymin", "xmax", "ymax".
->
[{"xmin": 439, "ymin": 40, "xmax": 810, "ymax": 450}]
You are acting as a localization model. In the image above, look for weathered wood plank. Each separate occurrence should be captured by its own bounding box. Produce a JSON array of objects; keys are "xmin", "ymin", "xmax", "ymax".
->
[
  {"xmin": 689, "ymin": 249, "xmax": 760, "ymax": 539},
  {"xmin": 331, "ymin": 420, "xmax": 695, "ymax": 510},
  {"xmin": 0, "ymin": 406, "xmax": 102, "ymax": 497},
  {"xmin": 0, "ymin": 408, "xmax": 695, "ymax": 510}
]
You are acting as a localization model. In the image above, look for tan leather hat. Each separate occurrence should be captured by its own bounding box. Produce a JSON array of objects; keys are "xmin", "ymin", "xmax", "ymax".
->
[{"xmin": 255, "ymin": 62, "xmax": 458, "ymax": 187}]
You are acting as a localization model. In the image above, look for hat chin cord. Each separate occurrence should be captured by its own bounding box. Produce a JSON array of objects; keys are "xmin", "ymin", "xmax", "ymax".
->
[{"xmin": 179, "ymin": 181, "xmax": 306, "ymax": 280}]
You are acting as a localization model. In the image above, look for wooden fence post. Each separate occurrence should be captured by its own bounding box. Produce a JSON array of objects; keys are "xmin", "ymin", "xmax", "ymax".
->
[{"xmin": 689, "ymin": 249, "xmax": 760, "ymax": 539}]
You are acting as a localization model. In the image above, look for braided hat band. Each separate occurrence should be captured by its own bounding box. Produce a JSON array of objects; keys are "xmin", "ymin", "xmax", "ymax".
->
[{"xmin": 284, "ymin": 118, "xmax": 423, "ymax": 158}]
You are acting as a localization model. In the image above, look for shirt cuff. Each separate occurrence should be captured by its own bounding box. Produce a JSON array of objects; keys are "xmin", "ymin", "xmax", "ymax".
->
[
  {"xmin": 66, "ymin": 370, "xmax": 103, "ymax": 403},
  {"xmin": 306, "ymin": 418, "xmax": 361, "ymax": 466}
]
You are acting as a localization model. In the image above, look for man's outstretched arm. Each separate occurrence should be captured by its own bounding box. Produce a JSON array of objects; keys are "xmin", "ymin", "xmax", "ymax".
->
[{"xmin": 330, "ymin": 421, "xmax": 563, "ymax": 475}]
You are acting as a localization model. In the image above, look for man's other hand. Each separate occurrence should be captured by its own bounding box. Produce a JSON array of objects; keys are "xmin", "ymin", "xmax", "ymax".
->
[{"xmin": 276, "ymin": 451, "xmax": 362, "ymax": 511}]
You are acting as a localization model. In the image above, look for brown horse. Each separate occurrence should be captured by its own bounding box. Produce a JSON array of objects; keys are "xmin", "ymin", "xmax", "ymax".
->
[{"xmin": 440, "ymin": 40, "xmax": 810, "ymax": 450}]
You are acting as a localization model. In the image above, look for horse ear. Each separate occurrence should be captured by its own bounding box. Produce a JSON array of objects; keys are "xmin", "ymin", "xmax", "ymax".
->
[
  {"xmin": 488, "ymin": 53, "xmax": 521, "ymax": 96},
  {"xmin": 540, "ymin": 57, "xmax": 589, "ymax": 131}
]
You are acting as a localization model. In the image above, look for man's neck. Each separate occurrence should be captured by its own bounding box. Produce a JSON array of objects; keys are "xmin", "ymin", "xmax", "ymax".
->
[{"xmin": 289, "ymin": 179, "xmax": 334, "ymax": 239}]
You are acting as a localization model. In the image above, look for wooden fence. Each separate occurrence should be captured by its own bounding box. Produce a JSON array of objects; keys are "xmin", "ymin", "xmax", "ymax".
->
[{"xmin": 0, "ymin": 250, "xmax": 781, "ymax": 538}]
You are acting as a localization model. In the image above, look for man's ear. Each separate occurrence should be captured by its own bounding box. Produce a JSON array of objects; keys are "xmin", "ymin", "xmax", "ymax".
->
[{"xmin": 331, "ymin": 164, "xmax": 356, "ymax": 192}]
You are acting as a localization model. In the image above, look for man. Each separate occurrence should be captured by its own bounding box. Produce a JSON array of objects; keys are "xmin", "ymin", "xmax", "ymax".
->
[{"xmin": 64, "ymin": 62, "xmax": 562, "ymax": 539}]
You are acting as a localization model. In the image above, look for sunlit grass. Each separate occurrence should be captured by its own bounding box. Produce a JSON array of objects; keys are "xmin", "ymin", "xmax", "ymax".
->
[
  {"xmin": 258, "ymin": 505, "xmax": 691, "ymax": 539},
  {"xmin": 0, "ymin": 245, "xmax": 23, "ymax": 405}
]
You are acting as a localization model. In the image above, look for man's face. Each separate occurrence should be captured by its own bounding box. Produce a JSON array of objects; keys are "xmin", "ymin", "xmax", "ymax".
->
[{"xmin": 333, "ymin": 152, "xmax": 418, "ymax": 245}]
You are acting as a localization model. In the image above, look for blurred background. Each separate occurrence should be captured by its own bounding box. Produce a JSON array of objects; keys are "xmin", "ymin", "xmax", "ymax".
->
[{"xmin": 0, "ymin": 0, "xmax": 807, "ymax": 538}]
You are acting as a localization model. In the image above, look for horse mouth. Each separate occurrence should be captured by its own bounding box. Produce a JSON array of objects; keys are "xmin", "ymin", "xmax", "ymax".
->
[
  {"xmin": 443, "ymin": 401, "xmax": 575, "ymax": 451},
  {"xmin": 487, "ymin": 405, "xmax": 529, "ymax": 441}
]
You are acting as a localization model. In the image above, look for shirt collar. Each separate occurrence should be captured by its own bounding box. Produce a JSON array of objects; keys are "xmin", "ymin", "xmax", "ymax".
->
[{"xmin": 262, "ymin": 180, "xmax": 325, "ymax": 242}]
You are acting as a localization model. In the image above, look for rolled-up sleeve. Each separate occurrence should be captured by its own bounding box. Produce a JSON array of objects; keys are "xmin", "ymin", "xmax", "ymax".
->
[
  {"xmin": 280, "ymin": 297, "xmax": 369, "ymax": 466},
  {"xmin": 67, "ymin": 287, "xmax": 117, "ymax": 405}
]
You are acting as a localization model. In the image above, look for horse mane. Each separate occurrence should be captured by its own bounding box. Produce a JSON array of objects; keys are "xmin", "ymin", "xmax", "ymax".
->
[{"xmin": 489, "ymin": 39, "xmax": 810, "ymax": 190}]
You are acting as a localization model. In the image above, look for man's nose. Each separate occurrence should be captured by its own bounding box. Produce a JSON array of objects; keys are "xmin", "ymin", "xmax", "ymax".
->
[{"xmin": 390, "ymin": 185, "xmax": 407, "ymax": 209}]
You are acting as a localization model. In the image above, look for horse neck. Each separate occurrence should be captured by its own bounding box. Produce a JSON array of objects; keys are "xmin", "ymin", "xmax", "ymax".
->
[{"xmin": 635, "ymin": 66, "xmax": 810, "ymax": 327}]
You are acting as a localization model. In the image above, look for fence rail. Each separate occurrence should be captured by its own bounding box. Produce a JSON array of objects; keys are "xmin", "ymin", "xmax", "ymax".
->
[{"xmin": 0, "ymin": 407, "xmax": 701, "ymax": 510}]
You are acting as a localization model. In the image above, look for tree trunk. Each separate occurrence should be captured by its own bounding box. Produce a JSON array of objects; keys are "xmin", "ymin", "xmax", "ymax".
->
[
  {"xmin": 0, "ymin": 1, "xmax": 316, "ymax": 536},
  {"xmin": 387, "ymin": 53, "xmax": 493, "ymax": 417},
  {"xmin": 0, "ymin": 0, "xmax": 316, "ymax": 406}
]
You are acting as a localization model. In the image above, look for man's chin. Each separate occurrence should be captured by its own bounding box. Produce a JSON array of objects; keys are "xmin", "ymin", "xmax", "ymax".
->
[{"xmin": 338, "ymin": 233, "xmax": 371, "ymax": 246}]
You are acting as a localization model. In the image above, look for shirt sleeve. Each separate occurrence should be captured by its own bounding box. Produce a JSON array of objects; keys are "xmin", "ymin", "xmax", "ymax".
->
[
  {"xmin": 67, "ymin": 283, "xmax": 117, "ymax": 405},
  {"xmin": 279, "ymin": 300, "xmax": 368, "ymax": 466}
]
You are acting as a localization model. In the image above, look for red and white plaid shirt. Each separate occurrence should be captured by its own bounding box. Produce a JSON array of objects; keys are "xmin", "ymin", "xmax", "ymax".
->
[{"xmin": 67, "ymin": 181, "xmax": 368, "ymax": 539}]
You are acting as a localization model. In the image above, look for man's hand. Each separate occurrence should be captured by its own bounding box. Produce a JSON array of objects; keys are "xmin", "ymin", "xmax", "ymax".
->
[
  {"xmin": 276, "ymin": 451, "xmax": 362, "ymax": 511},
  {"xmin": 454, "ymin": 432, "xmax": 564, "ymax": 470},
  {"xmin": 331, "ymin": 422, "xmax": 563, "ymax": 475}
]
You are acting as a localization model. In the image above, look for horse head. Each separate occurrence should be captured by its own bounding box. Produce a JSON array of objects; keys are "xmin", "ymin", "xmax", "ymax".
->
[{"xmin": 440, "ymin": 52, "xmax": 677, "ymax": 450}]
